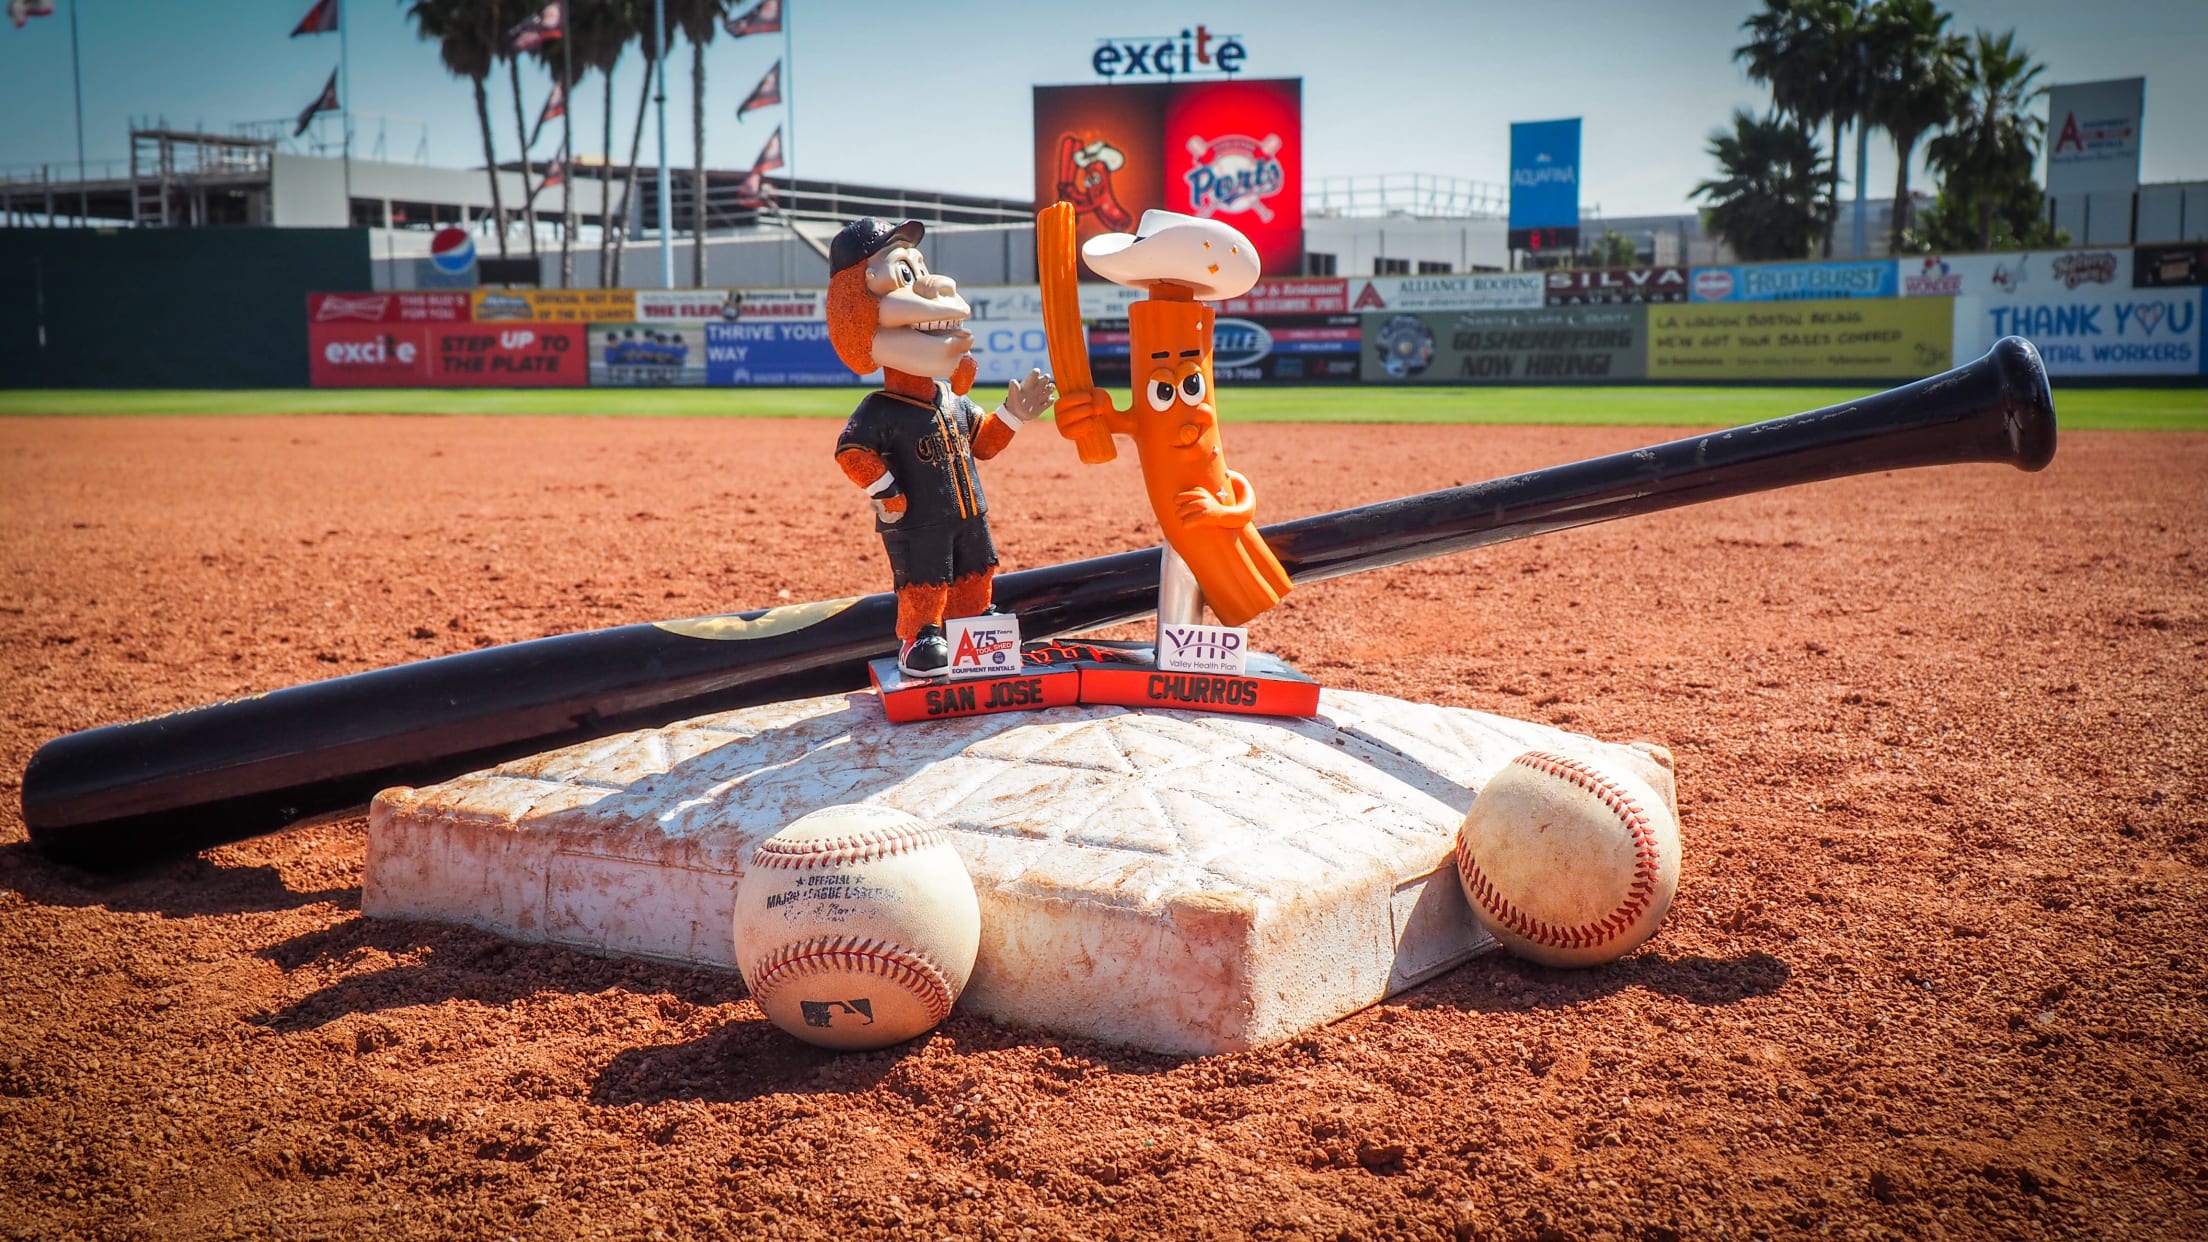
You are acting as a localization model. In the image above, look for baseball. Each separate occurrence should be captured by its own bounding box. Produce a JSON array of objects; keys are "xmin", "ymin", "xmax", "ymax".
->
[
  {"xmin": 1453, "ymin": 750, "xmax": 1682, "ymax": 968},
  {"xmin": 733, "ymin": 804, "xmax": 981, "ymax": 1051}
]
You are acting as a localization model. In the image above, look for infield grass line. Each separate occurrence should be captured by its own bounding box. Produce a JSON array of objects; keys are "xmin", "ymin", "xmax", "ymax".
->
[{"xmin": 2, "ymin": 386, "xmax": 2202, "ymax": 430}]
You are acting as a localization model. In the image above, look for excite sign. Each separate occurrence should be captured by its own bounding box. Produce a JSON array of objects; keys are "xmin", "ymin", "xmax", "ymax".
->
[{"xmin": 1092, "ymin": 25, "xmax": 1247, "ymax": 78}]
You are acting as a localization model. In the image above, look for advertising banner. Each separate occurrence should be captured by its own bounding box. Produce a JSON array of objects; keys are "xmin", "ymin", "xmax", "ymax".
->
[
  {"xmin": 2134, "ymin": 245, "xmax": 2208, "ymax": 289},
  {"xmin": 2045, "ymin": 78, "xmax": 2144, "ymax": 197},
  {"xmin": 965, "ymin": 285, "xmax": 1047, "ymax": 321},
  {"xmin": 1509, "ymin": 118, "xmax": 1581, "ymax": 232},
  {"xmin": 966, "ymin": 320, "xmax": 1056, "ymax": 385},
  {"xmin": 308, "ymin": 322, "xmax": 433, "ymax": 387},
  {"xmin": 1689, "ymin": 260, "xmax": 1898, "ymax": 302},
  {"xmin": 471, "ymin": 288, "xmax": 637, "ymax": 323},
  {"xmin": 308, "ymin": 291, "xmax": 472, "ymax": 323},
  {"xmin": 1362, "ymin": 306, "xmax": 1645, "ymax": 384},
  {"xmin": 588, "ymin": 322, "xmax": 709, "ymax": 387},
  {"xmin": 723, "ymin": 287, "xmax": 828, "ymax": 322},
  {"xmin": 1647, "ymin": 298, "xmax": 1951, "ymax": 380},
  {"xmin": 1907, "ymin": 249, "xmax": 2130, "ymax": 299},
  {"xmin": 1163, "ymin": 78, "xmax": 1304, "ymax": 274},
  {"xmin": 1033, "ymin": 78, "xmax": 1304, "ymax": 273},
  {"xmin": 1346, "ymin": 273, "xmax": 1545, "ymax": 314},
  {"xmin": 635, "ymin": 289, "xmax": 743, "ymax": 322},
  {"xmin": 1954, "ymin": 286, "xmax": 2201, "ymax": 378},
  {"xmin": 1089, "ymin": 314, "xmax": 1360, "ymax": 384},
  {"xmin": 427, "ymin": 323, "xmax": 588, "ymax": 386},
  {"xmin": 1545, "ymin": 267, "xmax": 1687, "ymax": 306},
  {"xmin": 705, "ymin": 319, "xmax": 872, "ymax": 386},
  {"xmin": 1216, "ymin": 278, "xmax": 1346, "ymax": 316}
]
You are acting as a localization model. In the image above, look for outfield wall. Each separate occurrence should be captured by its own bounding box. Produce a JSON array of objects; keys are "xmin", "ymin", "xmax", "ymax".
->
[
  {"xmin": 1, "ymin": 228, "xmax": 372, "ymax": 389},
  {"xmin": 304, "ymin": 245, "xmax": 2205, "ymax": 389}
]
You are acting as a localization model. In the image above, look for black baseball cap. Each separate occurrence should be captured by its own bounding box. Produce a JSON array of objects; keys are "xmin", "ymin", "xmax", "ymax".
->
[{"xmin": 829, "ymin": 217, "xmax": 924, "ymax": 275}]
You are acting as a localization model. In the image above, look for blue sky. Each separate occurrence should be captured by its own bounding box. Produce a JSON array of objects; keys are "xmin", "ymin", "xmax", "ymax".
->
[{"xmin": 1, "ymin": 0, "xmax": 2202, "ymax": 218}]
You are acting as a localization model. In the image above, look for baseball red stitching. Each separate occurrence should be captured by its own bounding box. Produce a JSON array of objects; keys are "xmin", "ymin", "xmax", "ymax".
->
[
  {"xmin": 750, "ymin": 821, "xmax": 947, "ymax": 870},
  {"xmin": 746, "ymin": 934, "xmax": 955, "ymax": 1025},
  {"xmin": 1455, "ymin": 751, "xmax": 1664, "ymax": 951}
]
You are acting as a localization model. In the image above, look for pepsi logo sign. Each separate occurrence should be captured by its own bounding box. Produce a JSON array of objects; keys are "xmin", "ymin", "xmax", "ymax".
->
[{"xmin": 429, "ymin": 227, "xmax": 477, "ymax": 275}]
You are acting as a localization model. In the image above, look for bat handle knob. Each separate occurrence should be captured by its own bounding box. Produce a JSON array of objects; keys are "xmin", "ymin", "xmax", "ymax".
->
[{"xmin": 1076, "ymin": 420, "xmax": 1117, "ymax": 465}]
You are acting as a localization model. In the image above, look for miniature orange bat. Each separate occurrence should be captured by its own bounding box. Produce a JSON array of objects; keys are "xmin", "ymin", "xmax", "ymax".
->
[{"xmin": 1049, "ymin": 284, "xmax": 1291, "ymax": 627}]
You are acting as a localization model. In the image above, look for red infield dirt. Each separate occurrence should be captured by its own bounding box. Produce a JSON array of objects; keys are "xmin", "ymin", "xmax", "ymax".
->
[{"xmin": 2, "ymin": 412, "xmax": 2204, "ymax": 1241}]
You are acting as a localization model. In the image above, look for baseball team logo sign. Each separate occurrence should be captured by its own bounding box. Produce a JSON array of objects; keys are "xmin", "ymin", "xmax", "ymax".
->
[{"xmin": 1183, "ymin": 131, "xmax": 1284, "ymax": 223}]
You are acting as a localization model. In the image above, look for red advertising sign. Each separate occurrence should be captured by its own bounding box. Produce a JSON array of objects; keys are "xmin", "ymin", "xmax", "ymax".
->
[
  {"xmin": 1215, "ymin": 278, "xmax": 1344, "ymax": 316},
  {"xmin": 1164, "ymin": 78, "xmax": 1303, "ymax": 274},
  {"xmin": 309, "ymin": 322, "xmax": 433, "ymax": 387},
  {"xmin": 307, "ymin": 292, "xmax": 473, "ymax": 323},
  {"xmin": 1034, "ymin": 77, "xmax": 1304, "ymax": 276},
  {"xmin": 427, "ymin": 323, "xmax": 588, "ymax": 387}
]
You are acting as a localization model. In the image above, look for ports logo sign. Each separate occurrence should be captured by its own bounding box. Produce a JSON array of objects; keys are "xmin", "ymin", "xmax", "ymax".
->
[
  {"xmin": 946, "ymin": 613, "xmax": 1024, "ymax": 681},
  {"xmin": 1183, "ymin": 132, "xmax": 1284, "ymax": 224}
]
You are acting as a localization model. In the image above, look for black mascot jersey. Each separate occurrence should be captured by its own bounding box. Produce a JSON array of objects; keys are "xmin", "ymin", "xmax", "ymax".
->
[{"xmin": 835, "ymin": 384, "xmax": 991, "ymax": 532}]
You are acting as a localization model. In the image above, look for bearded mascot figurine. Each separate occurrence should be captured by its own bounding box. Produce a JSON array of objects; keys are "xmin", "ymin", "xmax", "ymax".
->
[{"xmin": 826, "ymin": 217, "xmax": 1056, "ymax": 677}]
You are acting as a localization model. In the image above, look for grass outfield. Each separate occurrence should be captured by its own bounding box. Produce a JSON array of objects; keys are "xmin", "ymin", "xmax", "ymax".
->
[{"xmin": 2, "ymin": 385, "xmax": 2203, "ymax": 430}]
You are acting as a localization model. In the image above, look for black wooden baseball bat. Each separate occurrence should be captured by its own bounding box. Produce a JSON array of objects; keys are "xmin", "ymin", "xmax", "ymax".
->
[{"xmin": 22, "ymin": 337, "xmax": 2056, "ymax": 870}]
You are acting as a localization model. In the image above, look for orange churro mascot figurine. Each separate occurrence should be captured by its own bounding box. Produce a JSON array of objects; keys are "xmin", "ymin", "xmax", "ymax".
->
[
  {"xmin": 827, "ymin": 217, "xmax": 1056, "ymax": 677},
  {"xmin": 1046, "ymin": 209, "xmax": 1291, "ymax": 628}
]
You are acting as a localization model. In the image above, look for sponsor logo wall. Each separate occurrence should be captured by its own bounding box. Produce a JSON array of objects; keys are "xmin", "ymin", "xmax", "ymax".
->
[
  {"xmin": 589, "ymin": 323, "xmax": 709, "ymax": 387},
  {"xmin": 309, "ymin": 249, "xmax": 2206, "ymax": 386},
  {"xmin": 429, "ymin": 324, "xmax": 588, "ymax": 386},
  {"xmin": 1927, "ymin": 248, "xmax": 2201, "ymax": 377},
  {"xmin": 1648, "ymin": 298, "xmax": 1952, "ymax": 380},
  {"xmin": 1363, "ymin": 307, "xmax": 1646, "ymax": 383},
  {"xmin": 1347, "ymin": 273, "xmax": 1544, "ymax": 313},
  {"xmin": 704, "ymin": 319, "xmax": 873, "ymax": 386},
  {"xmin": 1545, "ymin": 267, "xmax": 1687, "ymax": 306},
  {"xmin": 1688, "ymin": 260, "xmax": 1898, "ymax": 302}
]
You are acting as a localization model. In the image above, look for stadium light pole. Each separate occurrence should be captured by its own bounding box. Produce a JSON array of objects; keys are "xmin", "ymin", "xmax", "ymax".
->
[
  {"xmin": 653, "ymin": 0, "xmax": 673, "ymax": 288},
  {"xmin": 69, "ymin": 0, "xmax": 86, "ymax": 225}
]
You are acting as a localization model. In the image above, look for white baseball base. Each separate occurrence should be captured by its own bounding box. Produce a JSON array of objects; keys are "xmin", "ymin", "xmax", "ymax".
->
[
  {"xmin": 1453, "ymin": 750, "xmax": 1682, "ymax": 968},
  {"xmin": 731, "ymin": 804, "xmax": 981, "ymax": 1051}
]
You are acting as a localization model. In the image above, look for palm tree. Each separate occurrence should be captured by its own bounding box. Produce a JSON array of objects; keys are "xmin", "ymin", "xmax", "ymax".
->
[
  {"xmin": 1924, "ymin": 29, "xmax": 2049, "ymax": 251},
  {"xmin": 1693, "ymin": 110, "xmax": 1831, "ymax": 262},
  {"xmin": 668, "ymin": 0, "xmax": 731, "ymax": 288},
  {"xmin": 1736, "ymin": 0, "xmax": 1866, "ymax": 257},
  {"xmin": 406, "ymin": 0, "xmax": 511, "ymax": 260},
  {"xmin": 1864, "ymin": 0, "xmax": 1967, "ymax": 251},
  {"xmin": 530, "ymin": 28, "xmax": 586, "ymax": 286},
  {"xmin": 571, "ymin": 0, "xmax": 634, "ymax": 287},
  {"xmin": 608, "ymin": 1, "xmax": 668, "ymax": 286},
  {"xmin": 499, "ymin": 30, "xmax": 543, "ymax": 266}
]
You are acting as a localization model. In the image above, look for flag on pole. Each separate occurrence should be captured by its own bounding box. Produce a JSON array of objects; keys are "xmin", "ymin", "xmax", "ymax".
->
[
  {"xmin": 289, "ymin": 0, "xmax": 339, "ymax": 37},
  {"xmin": 7, "ymin": 0, "xmax": 57, "ymax": 29},
  {"xmin": 722, "ymin": 0, "xmax": 781, "ymax": 39},
  {"xmin": 504, "ymin": 2, "xmax": 564, "ymax": 53},
  {"xmin": 734, "ymin": 126, "xmax": 784, "ymax": 206},
  {"xmin": 293, "ymin": 68, "xmax": 341, "ymax": 137},
  {"xmin": 736, "ymin": 61, "xmax": 781, "ymax": 119},
  {"xmin": 529, "ymin": 79, "xmax": 566, "ymax": 149},
  {"xmin": 532, "ymin": 150, "xmax": 568, "ymax": 202}
]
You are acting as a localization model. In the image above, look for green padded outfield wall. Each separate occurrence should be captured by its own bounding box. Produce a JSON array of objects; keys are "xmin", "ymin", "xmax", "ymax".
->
[{"xmin": 0, "ymin": 228, "xmax": 370, "ymax": 388}]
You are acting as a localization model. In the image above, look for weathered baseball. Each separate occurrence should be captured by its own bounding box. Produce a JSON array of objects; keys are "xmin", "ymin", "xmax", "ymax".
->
[
  {"xmin": 1453, "ymin": 751, "xmax": 1682, "ymax": 968},
  {"xmin": 733, "ymin": 804, "xmax": 981, "ymax": 1051}
]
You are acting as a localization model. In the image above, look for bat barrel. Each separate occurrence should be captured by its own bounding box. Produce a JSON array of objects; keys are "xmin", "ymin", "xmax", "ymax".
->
[
  {"xmin": 1267, "ymin": 336, "xmax": 2055, "ymax": 585},
  {"xmin": 20, "ymin": 341, "xmax": 2054, "ymax": 871}
]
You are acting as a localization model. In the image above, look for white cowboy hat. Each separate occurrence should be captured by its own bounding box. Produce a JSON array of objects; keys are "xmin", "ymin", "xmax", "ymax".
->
[
  {"xmin": 1081, "ymin": 209, "xmax": 1261, "ymax": 301},
  {"xmin": 1074, "ymin": 139, "xmax": 1124, "ymax": 171}
]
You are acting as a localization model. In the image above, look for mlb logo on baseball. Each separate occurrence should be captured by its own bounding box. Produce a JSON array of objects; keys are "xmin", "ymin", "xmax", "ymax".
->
[
  {"xmin": 1156, "ymin": 622, "xmax": 1248, "ymax": 675},
  {"xmin": 945, "ymin": 613, "xmax": 1022, "ymax": 680}
]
